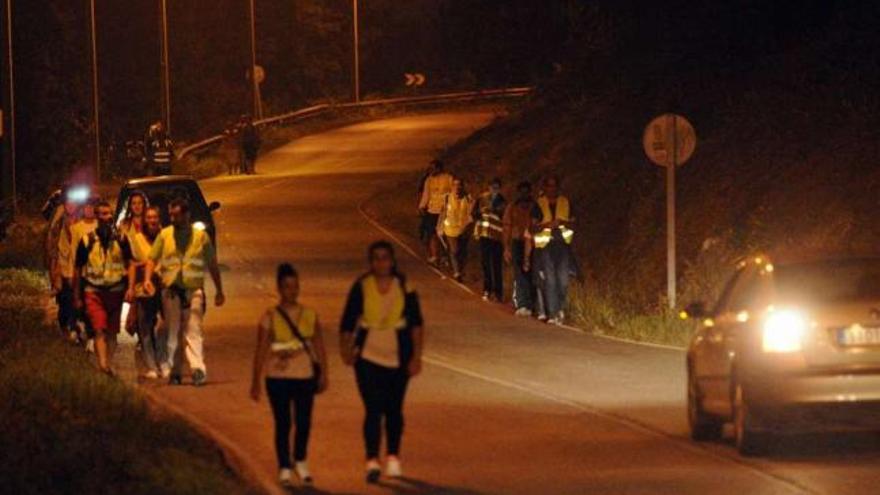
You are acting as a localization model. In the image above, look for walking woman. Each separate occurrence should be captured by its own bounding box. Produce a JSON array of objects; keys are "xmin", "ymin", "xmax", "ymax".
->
[
  {"xmin": 437, "ymin": 176, "xmax": 474, "ymax": 282},
  {"xmin": 251, "ymin": 263, "xmax": 329, "ymax": 488},
  {"xmin": 340, "ymin": 241, "xmax": 425, "ymax": 483},
  {"xmin": 118, "ymin": 191, "xmax": 148, "ymax": 238}
]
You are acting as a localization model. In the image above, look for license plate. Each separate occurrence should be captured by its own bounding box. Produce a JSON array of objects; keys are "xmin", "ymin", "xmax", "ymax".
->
[{"xmin": 836, "ymin": 325, "xmax": 880, "ymax": 346}]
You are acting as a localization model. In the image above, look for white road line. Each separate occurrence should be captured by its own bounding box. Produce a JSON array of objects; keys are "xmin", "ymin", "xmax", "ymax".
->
[{"xmin": 423, "ymin": 354, "xmax": 813, "ymax": 495}]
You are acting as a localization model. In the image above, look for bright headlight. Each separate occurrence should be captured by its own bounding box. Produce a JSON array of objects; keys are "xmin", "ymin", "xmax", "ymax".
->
[
  {"xmin": 66, "ymin": 186, "xmax": 90, "ymax": 204},
  {"xmin": 762, "ymin": 309, "xmax": 807, "ymax": 353},
  {"xmin": 192, "ymin": 221, "xmax": 207, "ymax": 231}
]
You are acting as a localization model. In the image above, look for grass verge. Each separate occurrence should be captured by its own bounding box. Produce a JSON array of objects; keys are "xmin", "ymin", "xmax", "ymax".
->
[{"xmin": 0, "ymin": 268, "xmax": 257, "ymax": 495}]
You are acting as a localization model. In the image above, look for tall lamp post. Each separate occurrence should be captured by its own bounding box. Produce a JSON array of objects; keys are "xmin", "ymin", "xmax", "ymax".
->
[
  {"xmin": 89, "ymin": 0, "xmax": 102, "ymax": 181},
  {"xmin": 2, "ymin": 0, "xmax": 16, "ymax": 214},
  {"xmin": 248, "ymin": 0, "xmax": 261, "ymax": 118},
  {"xmin": 352, "ymin": 0, "xmax": 360, "ymax": 103},
  {"xmin": 159, "ymin": 0, "xmax": 171, "ymax": 133}
]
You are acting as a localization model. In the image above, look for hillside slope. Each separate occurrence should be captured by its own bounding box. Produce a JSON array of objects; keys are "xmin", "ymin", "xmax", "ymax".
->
[{"xmin": 439, "ymin": 2, "xmax": 880, "ymax": 315}]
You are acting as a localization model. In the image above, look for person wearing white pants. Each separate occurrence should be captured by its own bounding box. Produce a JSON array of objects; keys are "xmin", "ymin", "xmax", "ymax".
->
[{"xmin": 144, "ymin": 198, "xmax": 225, "ymax": 386}]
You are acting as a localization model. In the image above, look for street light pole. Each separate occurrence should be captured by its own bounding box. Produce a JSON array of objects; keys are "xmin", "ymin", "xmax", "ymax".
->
[
  {"xmin": 3, "ymin": 0, "xmax": 16, "ymax": 214},
  {"xmin": 248, "ymin": 0, "xmax": 261, "ymax": 118},
  {"xmin": 352, "ymin": 0, "xmax": 360, "ymax": 103},
  {"xmin": 160, "ymin": 0, "xmax": 171, "ymax": 134},
  {"xmin": 89, "ymin": 0, "xmax": 101, "ymax": 181}
]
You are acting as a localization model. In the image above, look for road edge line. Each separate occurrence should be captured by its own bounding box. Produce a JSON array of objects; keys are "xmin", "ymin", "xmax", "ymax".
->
[
  {"xmin": 140, "ymin": 387, "xmax": 284, "ymax": 495},
  {"xmin": 357, "ymin": 200, "xmax": 686, "ymax": 352}
]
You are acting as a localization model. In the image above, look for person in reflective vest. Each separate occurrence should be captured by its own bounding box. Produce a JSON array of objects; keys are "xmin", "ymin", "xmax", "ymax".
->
[
  {"xmin": 473, "ymin": 177, "xmax": 506, "ymax": 301},
  {"xmin": 125, "ymin": 205, "xmax": 164, "ymax": 379},
  {"xmin": 73, "ymin": 201, "xmax": 132, "ymax": 375},
  {"xmin": 340, "ymin": 241, "xmax": 424, "ymax": 484},
  {"xmin": 251, "ymin": 263, "xmax": 329, "ymax": 488},
  {"xmin": 437, "ymin": 176, "xmax": 474, "ymax": 282},
  {"xmin": 144, "ymin": 198, "xmax": 225, "ymax": 386},
  {"xmin": 530, "ymin": 175, "xmax": 577, "ymax": 325},
  {"xmin": 417, "ymin": 160, "xmax": 453, "ymax": 266},
  {"xmin": 145, "ymin": 121, "xmax": 173, "ymax": 176}
]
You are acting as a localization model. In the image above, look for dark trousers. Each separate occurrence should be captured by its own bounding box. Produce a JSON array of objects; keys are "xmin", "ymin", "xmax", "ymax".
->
[
  {"xmin": 135, "ymin": 294, "xmax": 162, "ymax": 372},
  {"xmin": 511, "ymin": 239, "xmax": 534, "ymax": 310},
  {"xmin": 266, "ymin": 378, "xmax": 316, "ymax": 467},
  {"xmin": 55, "ymin": 278, "xmax": 76, "ymax": 332},
  {"xmin": 480, "ymin": 238, "xmax": 504, "ymax": 299},
  {"xmin": 355, "ymin": 359, "xmax": 410, "ymax": 459}
]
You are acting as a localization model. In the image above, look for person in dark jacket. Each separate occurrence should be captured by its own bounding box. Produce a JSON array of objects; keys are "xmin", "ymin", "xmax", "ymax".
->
[
  {"xmin": 339, "ymin": 241, "xmax": 424, "ymax": 484},
  {"xmin": 473, "ymin": 177, "xmax": 506, "ymax": 301},
  {"xmin": 240, "ymin": 115, "xmax": 261, "ymax": 175}
]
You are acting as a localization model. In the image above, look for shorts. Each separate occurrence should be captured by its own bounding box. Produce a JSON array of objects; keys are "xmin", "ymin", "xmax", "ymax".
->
[
  {"xmin": 419, "ymin": 213, "xmax": 440, "ymax": 241},
  {"xmin": 84, "ymin": 290, "xmax": 125, "ymax": 334}
]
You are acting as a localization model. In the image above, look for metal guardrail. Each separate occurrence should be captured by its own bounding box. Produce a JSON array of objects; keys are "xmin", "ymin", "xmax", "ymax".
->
[{"xmin": 177, "ymin": 87, "xmax": 532, "ymax": 160}]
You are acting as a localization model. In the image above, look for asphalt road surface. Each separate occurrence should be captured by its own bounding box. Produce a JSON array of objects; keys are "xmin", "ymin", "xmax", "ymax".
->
[{"xmin": 143, "ymin": 111, "xmax": 880, "ymax": 495}]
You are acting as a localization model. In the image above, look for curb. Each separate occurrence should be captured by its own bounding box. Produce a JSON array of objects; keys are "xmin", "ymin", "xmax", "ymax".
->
[
  {"xmin": 357, "ymin": 199, "xmax": 686, "ymax": 352},
  {"xmin": 140, "ymin": 387, "xmax": 285, "ymax": 495}
]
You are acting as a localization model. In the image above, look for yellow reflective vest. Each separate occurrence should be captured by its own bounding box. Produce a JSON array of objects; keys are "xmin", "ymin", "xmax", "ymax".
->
[
  {"xmin": 82, "ymin": 234, "xmax": 127, "ymax": 288},
  {"xmin": 534, "ymin": 195, "xmax": 574, "ymax": 248},
  {"xmin": 154, "ymin": 225, "xmax": 211, "ymax": 289},
  {"xmin": 474, "ymin": 192, "xmax": 505, "ymax": 241},
  {"xmin": 360, "ymin": 275, "xmax": 406, "ymax": 332},
  {"xmin": 271, "ymin": 306, "xmax": 316, "ymax": 352}
]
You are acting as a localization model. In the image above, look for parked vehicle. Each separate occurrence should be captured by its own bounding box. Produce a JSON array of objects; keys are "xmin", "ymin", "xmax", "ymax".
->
[{"xmin": 685, "ymin": 255, "xmax": 880, "ymax": 455}]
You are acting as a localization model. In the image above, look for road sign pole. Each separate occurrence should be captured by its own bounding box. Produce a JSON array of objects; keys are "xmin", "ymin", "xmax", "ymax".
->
[
  {"xmin": 2, "ymin": 0, "xmax": 16, "ymax": 215},
  {"xmin": 160, "ymin": 0, "xmax": 171, "ymax": 134},
  {"xmin": 352, "ymin": 0, "xmax": 360, "ymax": 103},
  {"xmin": 248, "ymin": 0, "xmax": 261, "ymax": 119},
  {"xmin": 667, "ymin": 115, "xmax": 677, "ymax": 309}
]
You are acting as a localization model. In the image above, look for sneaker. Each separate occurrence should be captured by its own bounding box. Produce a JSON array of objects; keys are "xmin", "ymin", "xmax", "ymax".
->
[
  {"xmin": 294, "ymin": 461, "xmax": 313, "ymax": 484},
  {"xmin": 365, "ymin": 459, "xmax": 381, "ymax": 483},
  {"xmin": 537, "ymin": 313, "xmax": 548, "ymax": 322},
  {"xmin": 169, "ymin": 374, "xmax": 182, "ymax": 386},
  {"xmin": 385, "ymin": 456, "xmax": 403, "ymax": 478},
  {"xmin": 67, "ymin": 330, "xmax": 79, "ymax": 344},
  {"xmin": 192, "ymin": 369, "xmax": 207, "ymax": 387},
  {"xmin": 279, "ymin": 468, "xmax": 293, "ymax": 488},
  {"xmin": 144, "ymin": 370, "xmax": 159, "ymax": 380},
  {"xmin": 160, "ymin": 367, "xmax": 172, "ymax": 379},
  {"xmin": 514, "ymin": 308, "xmax": 533, "ymax": 317},
  {"xmin": 482, "ymin": 292, "xmax": 490, "ymax": 301},
  {"xmin": 427, "ymin": 257, "xmax": 438, "ymax": 267},
  {"xmin": 546, "ymin": 317, "xmax": 559, "ymax": 325},
  {"xmin": 453, "ymin": 273, "xmax": 463, "ymax": 282},
  {"xmin": 85, "ymin": 338, "xmax": 95, "ymax": 353}
]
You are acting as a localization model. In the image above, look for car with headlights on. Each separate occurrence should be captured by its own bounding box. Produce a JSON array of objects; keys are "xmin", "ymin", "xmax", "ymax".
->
[{"xmin": 684, "ymin": 255, "xmax": 880, "ymax": 455}]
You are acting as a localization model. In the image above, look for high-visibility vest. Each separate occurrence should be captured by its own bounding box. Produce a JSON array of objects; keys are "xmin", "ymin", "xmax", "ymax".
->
[
  {"xmin": 359, "ymin": 275, "xmax": 406, "ymax": 332},
  {"xmin": 83, "ymin": 234, "xmax": 127, "ymax": 287},
  {"xmin": 129, "ymin": 231, "xmax": 159, "ymax": 297},
  {"xmin": 474, "ymin": 192, "xmax": 504, "ymax": 241},
  {"xmin": 152, "ymin": 139, "xmax": 172, "ymax": 164},
  {"xmin": 156, "ymin": 225, "xmax": 211, "ymax": 289},
  {"xmin": 534, "ymin": 196, "xmax": 574, "ymax": 248},
  {"xmin": 271, "ymin": 306, "xmax": 316, "ymax": 352}
]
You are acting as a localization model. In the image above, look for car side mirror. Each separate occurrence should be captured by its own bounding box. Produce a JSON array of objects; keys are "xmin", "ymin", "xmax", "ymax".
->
[
  {"xmin": 209, "ymin": 201, "xmax": 221, "ymax": 212},
  {"xmin": 682, "ymin": 301, "xmax": 709, "ymax": 320}
]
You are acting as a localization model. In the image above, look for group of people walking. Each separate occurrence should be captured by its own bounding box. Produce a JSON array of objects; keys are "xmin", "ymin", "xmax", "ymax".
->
[
  {"xmin": 46, "ymin": 186, "xmax": 224, "ymax": 382},
  {"xmin": 224, "ymin": 114, "xmax": 261, "ymax": 175},
  {"xmin": 249, "ymin": 241, "xmax": 424, "ymax": 487},
  {"xmin": 418, "ymin": 160, "xmax": 577, "ymax": 325}
]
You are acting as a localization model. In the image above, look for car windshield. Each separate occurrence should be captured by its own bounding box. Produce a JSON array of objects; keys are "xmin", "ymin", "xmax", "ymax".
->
[
  {"xmin": 117, "ymin": 182, "xmax": 209, "ymax": 227},
  {"xmin": 776, "ymin": 259, "xmax": 880, "ymax": 303}
]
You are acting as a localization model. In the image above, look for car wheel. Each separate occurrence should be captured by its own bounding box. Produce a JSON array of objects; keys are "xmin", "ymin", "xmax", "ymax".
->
[
  {"xmin": 733, "ymin": 381, "xmax": 769, "ymax": 456},
  {"xmin": 688, "ymin": 368, "xmax": 723, "ymax": 441}
]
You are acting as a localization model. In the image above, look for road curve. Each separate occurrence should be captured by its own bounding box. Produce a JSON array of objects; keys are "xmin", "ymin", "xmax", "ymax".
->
[{"xmin": 144, "ymin": 111, "xmax": 880, "ymax": 495}]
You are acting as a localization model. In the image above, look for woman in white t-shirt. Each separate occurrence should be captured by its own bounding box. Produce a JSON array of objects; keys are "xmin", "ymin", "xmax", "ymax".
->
[{"xmin": 250, "ymin": 263, "xmax": 329, "ymax": 488}]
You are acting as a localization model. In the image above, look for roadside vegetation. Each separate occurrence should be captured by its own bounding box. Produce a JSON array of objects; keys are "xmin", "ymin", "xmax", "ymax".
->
[
  {"xmin": 0, "ymin": 245, "xmax": 255, "ymax": 494},
  {"xmin": 366, "ymin": 3, "xmax": 880, "ymax": 347}
]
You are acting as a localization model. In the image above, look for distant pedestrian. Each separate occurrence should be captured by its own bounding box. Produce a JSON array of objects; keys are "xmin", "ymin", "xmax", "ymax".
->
[
  {"xmin": 125, "ymin": 205, "xmax": 165, "ymax": 380},
  {"xmin": 437, "ymin": 176, "xmax": 474, "ymax": 282},
  {"xmin": 240, "ymin": 115, "xmax": 261, "ymax": 175},
  {"xmin": 224, "ymin": 123, "xmax": 241, "ymax": 175},
  {"xmin": 144, "ymin": 121, "xmax": 174, "ymax": 176},
  {"xmin": 73, "ymin": 200, "xmax": 132, "ymax": 375},
  {"xmin": 340, "ymin": 241, "xmax": 424, "ymax": 484},
  {"xmin": 531, "ymin": 176, "xmax": 577, "ymax": 325},
  {"xmin": 417, "ymin": 160, "xmax": 453, "ymax": 266},
  {"xmin": 144, "ymin": 198, "xmax": 225, "ymax": 386},
  {"xmin": 474, "ymin": 178, "xmax": 506, "ymax": 301},
  {"xmin": 251, "ymin": 263, "xmax": 329, "ymax": 488},
  {"xmin": 503, "ymin": 181, "xmax": 537, "ymax": 316}
]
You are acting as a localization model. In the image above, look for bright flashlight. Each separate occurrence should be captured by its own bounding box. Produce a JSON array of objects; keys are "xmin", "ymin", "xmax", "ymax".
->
[
  {"xmin": 192, "ymin": 221, "xmax": 207, "ymax": 231},
  {"xmin": 762, "ymin": 309, "xmax": 807, "ymax": 353},
  {"xmin": 66, "ymin": 186, "xmax": 90, "ymax": 204}
]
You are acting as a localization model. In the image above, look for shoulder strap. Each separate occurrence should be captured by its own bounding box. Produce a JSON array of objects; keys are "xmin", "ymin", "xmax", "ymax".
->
[{"xmin": 275, "ymin": 306, "xmax": 318, "ymax": 363}]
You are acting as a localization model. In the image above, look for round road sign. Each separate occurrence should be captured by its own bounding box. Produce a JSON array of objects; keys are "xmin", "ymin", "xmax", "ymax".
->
[{"xmin": 643, "ymin": 113, "xmax": 697, "ymax": 167}]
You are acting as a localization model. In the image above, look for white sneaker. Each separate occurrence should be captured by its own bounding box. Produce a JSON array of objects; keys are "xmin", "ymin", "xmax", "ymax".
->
[
  {"xmin": 385, "ymin": 456, "xmax": 403, "ymax": 478},
  {"xmin": 294, "ymin": 461, "xmax": 313, "ymax": 484},
  {"xmin": 85, "ymin": 338, "xmax": 95, "ymax": 353},
  {"xmin": 514, "ymin": 308, "xmax": 532, "ymax": 317},
  {"xmin": 366, "ymin": 458, "xmax": 381, "ymax": 483},
  {"xmin": 482, "ymin": 292, "xmax": 490, "ymax": 301},
  {"xmin": 546, "ymin": 317, "xmax": 560, "ymax": 325},
  {"xmin": 537, "ymin": 313, "xmax": 548, "ymax": 322},
  {"xmin": 160, "ymin": 367, "xmax": 171, "ymax": 379},
  {"xmin": 144, "ymin": 370, "xmax": 159, "ymax": 380},
  {"xmin": 279, "ymin": 468, "xmax": 293, "ymax": 488}
]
